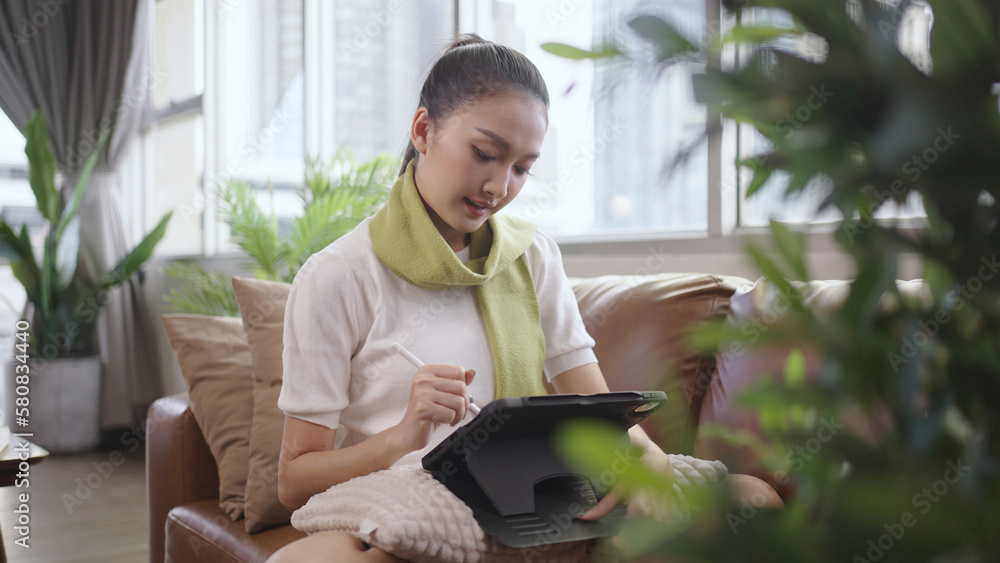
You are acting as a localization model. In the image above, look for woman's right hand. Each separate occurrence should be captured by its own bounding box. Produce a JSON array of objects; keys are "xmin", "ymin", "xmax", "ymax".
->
[{"xmin": 391, "ymin": 364, "xmax": 475, "ymax": 454}]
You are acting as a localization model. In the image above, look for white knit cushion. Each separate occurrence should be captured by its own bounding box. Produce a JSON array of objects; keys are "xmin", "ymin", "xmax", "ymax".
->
[
  {"xmin": 291, "ymin": 465, "xmax": 589, "ymax": 562},
  {"xmin": 661, "ymin": 454, "xmax": 729, "ymax": 520},
  {"xmin": 291, "ymin": 456, "xmax": 727, "ymax": 562}
]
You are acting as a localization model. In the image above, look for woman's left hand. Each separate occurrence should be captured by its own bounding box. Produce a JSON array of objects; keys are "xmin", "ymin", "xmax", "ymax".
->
[{"xmin": 577, "ymin": 446, "xmax": 674, "ymax": 522}]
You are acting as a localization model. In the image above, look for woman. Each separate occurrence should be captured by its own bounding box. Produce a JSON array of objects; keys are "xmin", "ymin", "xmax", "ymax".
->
[{"xmin": 268, "ymin": 34, "xmax": 779, "ymax": 563}]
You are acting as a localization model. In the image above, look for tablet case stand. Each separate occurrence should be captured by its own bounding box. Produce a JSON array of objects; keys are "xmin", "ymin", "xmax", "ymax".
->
[{"xmin": 421, "ymin": 392, "xmax": 667, "ymax": 548}]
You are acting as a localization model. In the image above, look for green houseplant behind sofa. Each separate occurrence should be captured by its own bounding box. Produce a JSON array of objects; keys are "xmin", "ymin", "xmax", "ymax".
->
[{"xmin": 0, "ymin": 111, "xmax": 171, "ymax": 452}]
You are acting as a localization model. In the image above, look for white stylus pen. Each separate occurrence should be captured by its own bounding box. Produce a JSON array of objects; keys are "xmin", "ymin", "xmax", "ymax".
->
[{"xmin": 392, "ymin": 342, "xmax": 482, "ymax": 415}]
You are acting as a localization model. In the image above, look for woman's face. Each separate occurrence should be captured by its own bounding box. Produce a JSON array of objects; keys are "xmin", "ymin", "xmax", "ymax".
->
[{"xmin": 410, "ymin": 91, "xmax": 548, "ymax": 251}]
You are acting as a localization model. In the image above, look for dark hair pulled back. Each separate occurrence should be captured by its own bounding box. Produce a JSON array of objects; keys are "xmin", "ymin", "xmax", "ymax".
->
[{"xmin": 399, "ymin": 33, "xmax": 549, "ymax": 176}]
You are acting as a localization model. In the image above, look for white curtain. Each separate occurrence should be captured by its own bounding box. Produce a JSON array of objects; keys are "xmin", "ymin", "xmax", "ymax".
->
[{"xmin": 0, "ymin": 0, "xmax": 162, "ymax": 430}]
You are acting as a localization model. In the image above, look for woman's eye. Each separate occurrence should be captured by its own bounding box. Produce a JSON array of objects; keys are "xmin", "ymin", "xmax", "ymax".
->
[
  {"xmin": 473, "ymin": 146, "xmax": 495, "ymax": 162},
  {"xmin": 515, "ymin": 166, "xmax": 531, "ymax": 176}
]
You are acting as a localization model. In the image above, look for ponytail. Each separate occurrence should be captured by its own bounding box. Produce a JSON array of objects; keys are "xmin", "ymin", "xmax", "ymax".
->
[{"xmin": 399, "ymin": 141, "xmax": 419, "ymax": 176}]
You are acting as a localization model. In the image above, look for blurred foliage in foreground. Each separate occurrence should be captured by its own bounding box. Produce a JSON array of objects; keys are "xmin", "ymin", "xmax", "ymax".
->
[{"xmin": 550, "ymin": 1, "xmax": 1000, "ymax": 561}]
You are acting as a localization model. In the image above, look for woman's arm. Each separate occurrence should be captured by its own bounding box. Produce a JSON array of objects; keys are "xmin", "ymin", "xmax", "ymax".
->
[
  {"xmin": 277, "ymin": 363, "xmax": 476, "ymax": 512},
  {"xmin": 277, "ymin": 416, "xmax": 407, "ymax": 512}
]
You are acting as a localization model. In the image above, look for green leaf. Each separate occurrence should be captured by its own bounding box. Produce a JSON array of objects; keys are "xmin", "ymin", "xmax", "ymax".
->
[
  {"xmin": 9, "ymin": 262, "xmax": 35, "ymax": 304},
  {"xmin": 288, "ymin": 194, "xmax": 351, "ymax": 273},
  {"xmin": 746, "ymin": 244, "xmax": 797, "ymax": 299},
  {"xmin": 922, "ymin": 260, "xmax": 952, "ymax": 302},
  {"xmin": 16, "ymin": 225, "xmax": 39, "ymax": 295},
  {"xmin": 162, "ymin": 262, "xmax": 239, "ymax": 316},
  {"xmin": 785, "ymin": 169, "xmax": 813, "ymax": 194},
  {"xmin": 179, "ymin": 153, "xmax": 392, "ymax": 314},
  {"xmin": 769, "ymin": 221, "xmax": 809, "ymax": 281},
  {"xmin": 0, "ymin": 223, "xmax": 40, "ymax": 301},
  {"xmin": 721, "ymin": 25, "xmax": 799, "ymax": 48},
  {"xmin": 97, "ymin": 212, "xmax": 172, "ymax": 291},
  {"xmin": 615, "ymin": 517, "xmax": 682, "ymax": 559},
  {"xmin": 0, "ymin": 240, "xmax": 18, "ymax": 263},
  {"xmin": 697, "ymin": 423, "xmax": 776, "ymax": 461},
  {"xmin": 40, "ymin": 237, "xmax": 54, "ymax": 317},
  {"xmin": 744, "ymin": 160, "xmax": 775, "ymax": 198},
  {"xmin": 24, "ymin": 111, "xmax": 59, "ymax": 224},
  {"xmin": 0, "ymin": 221, "xmax": 29, "ymax": 262},
  {"xmin": 684, "ymin": 320, "xmax": 736, "ymax": 354},
  {"xmin": 925, "ymin": 0, "xmax": 999, "ymax": 79},
  {"xmin": 783, "ymin": 348, "xmax": 807, "ymax": 387},
  {"xmin": 163, "ymin": 286, "xmax": 237, "ymax": 316},
  {"xmin": 555, "ymin": 419, "xmax": 673, "ymax": 497},
  {"xmin": 53, "ymin": 214, "xmax": 80, "ymax": 290},
  {"xmin": 302, "ymin": 154, "xmax": 332, "ymax": 200},
  {"xmin": 218, "ymin": 181, "xmax": 284, "ymax": 280},
  {"xmin": 627, "ymin": 15, "xmax": 699, "ymax": 62},
  {"xmin": 57, "ymin": 128, "xmax": 109, "ymax": 240},
  {"xmin": 540, "ymin": 42, "xmax": 620, "ymax": 60},
  {"xmin": 287, "ymin": 153, "xmax": 392, "ymax": 279},
  {"xmin": 287, "ymin": 189, "xmax": 379, "ymax": 277},
  {"xmin": 555, "ymin": 419, "xmax": 630, "ymax": 474}
]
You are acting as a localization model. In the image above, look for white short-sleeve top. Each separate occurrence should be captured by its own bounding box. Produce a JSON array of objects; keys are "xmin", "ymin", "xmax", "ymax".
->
[{"xmin": 277, "ymin": 217, "xmax": 598, "ymax": 466}]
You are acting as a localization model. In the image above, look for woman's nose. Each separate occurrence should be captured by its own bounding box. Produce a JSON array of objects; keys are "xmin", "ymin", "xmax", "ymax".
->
[{"xmin": 484, "ymin": 169, "xmax": 510, "ymax": 200}]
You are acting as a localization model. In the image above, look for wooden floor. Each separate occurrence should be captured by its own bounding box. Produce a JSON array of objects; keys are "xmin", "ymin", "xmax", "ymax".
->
[{"xmin": 0, "ymin": 442, "xmax": 148, "ymax": 563}]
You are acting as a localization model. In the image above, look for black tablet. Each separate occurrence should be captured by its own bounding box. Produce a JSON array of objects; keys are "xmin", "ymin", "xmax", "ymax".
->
[{"xmin": 421, "ymin": 391, "xmax": 667, "ymax": 548}]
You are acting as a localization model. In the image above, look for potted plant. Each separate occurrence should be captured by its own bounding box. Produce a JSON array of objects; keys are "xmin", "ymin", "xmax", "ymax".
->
[
  {"xmin": 0, "ymin": 111, "xmax": 172, "ymax": 453},
  {"xmin": 163, "ymin": 152, "xmax": 394, "ymax": 315},
  {"xmin": 549, "ymin": 1, "xmax": 1000, "ymax": 561}
]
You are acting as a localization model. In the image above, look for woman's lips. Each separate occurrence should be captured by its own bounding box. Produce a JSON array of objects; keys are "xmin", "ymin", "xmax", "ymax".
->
[{"xmin": 464, "ymin": 197, "xmax": 492, "ymax": 218}]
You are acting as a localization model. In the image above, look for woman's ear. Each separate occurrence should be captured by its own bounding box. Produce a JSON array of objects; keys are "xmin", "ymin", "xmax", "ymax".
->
[{"xmin": 411, "ymin": 108, "xmax": 431, "ymax": 155}]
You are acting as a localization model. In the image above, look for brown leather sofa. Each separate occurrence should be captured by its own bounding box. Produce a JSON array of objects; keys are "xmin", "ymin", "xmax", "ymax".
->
[{"xmin": 147, "ymin": 273, "xmax": 755, "ymax": 563}]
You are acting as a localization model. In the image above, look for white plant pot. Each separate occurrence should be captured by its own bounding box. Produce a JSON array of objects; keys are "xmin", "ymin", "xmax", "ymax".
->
[{"xmin": 4, "ymin": 356, "xmax": 102, "ymax": 454}]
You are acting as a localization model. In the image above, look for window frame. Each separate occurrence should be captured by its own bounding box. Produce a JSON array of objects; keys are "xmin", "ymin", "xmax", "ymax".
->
[{"xmin": 139, "ymin": 0, "xmax": 209, "ymax": 259}]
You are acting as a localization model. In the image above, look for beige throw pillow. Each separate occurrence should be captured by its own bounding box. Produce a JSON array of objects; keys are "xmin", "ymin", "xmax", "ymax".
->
[
  {"xmin": 232, "ymin": 276, "xmax": 294, "ymax": 533},
  {"xmin": 161, "ymin": 314, "xmax": 253, "ymax": 521}
]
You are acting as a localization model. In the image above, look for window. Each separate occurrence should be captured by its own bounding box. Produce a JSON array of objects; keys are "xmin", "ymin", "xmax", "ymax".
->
[
  {"xmin": 139, "ymin": 1, "xmax": 933, "ymax": 259},
  {"xmin": 0, "ymin": 114, "xmax": 32, "ymax": 219},
  {"xmin": 0, "ymin": 113, "xmax": 33, "ymax": 351},
  {"xmin": 214, "ymin": 0, "xmax": 306, "ymax": 238},
  {"xmin": 142, "ymin": 0, "xmax": 452, "ymax": 256},
  {"xmin": 323, "ymin": 0, "xmax": 454, "ymax": 162},
  {"xmin": 146, "ymin": 113, "xmax": 205, "ymax": 254},
  {"xmin": 142, "ymin": 0, "xmax": 205, "ymax": 256}
]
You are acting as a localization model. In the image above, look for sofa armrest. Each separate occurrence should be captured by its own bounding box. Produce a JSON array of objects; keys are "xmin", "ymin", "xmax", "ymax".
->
[{"xmin": 147, "ymin": 392, "xmax": 220, "ymax": 563}]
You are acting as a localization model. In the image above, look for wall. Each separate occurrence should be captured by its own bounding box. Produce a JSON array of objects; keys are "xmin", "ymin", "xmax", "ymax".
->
[
  {"xmin": 559, "ymin": 230, "xmax": 924, "ymax": 281},
  {"xmin": 562, "ymin": 248, "xmax": 857, "ymax": 281}
]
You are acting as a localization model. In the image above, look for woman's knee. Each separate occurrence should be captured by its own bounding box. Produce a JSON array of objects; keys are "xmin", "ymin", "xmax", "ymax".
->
[
  {"xmin": 266, "ymin": 531, "xmax": 406, "ymax": 563},
  {"xmin": 725, "ymin": 473, "xmax": 784, "ymax": 510},
  {"xmin": 266, "ymin": 531, "xmax": 360, "ymax": 563}
]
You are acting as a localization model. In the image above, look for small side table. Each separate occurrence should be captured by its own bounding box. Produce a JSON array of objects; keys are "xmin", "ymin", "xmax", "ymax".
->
[{"xmin": 0, "ymin": 439, "xmax": 49, "ymax": 563}]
